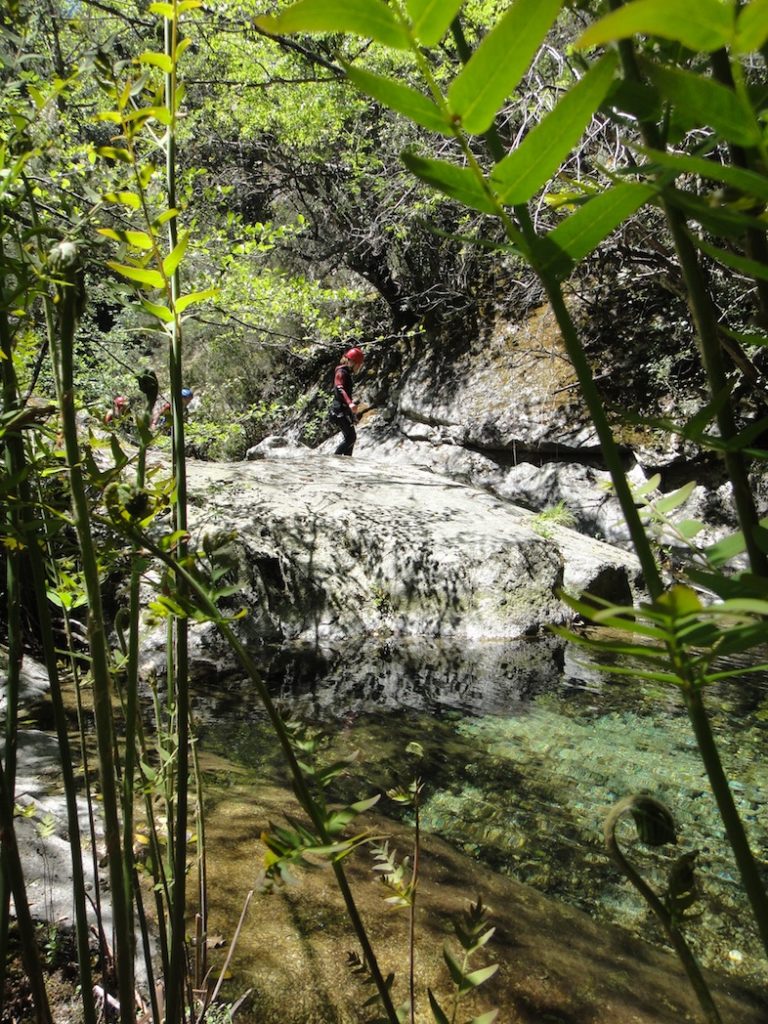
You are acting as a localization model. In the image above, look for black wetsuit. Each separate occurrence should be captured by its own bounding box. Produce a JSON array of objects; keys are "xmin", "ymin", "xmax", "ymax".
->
[{"xmin": 331, "ymin": 364, "xmax": 357, "ymax": 456}]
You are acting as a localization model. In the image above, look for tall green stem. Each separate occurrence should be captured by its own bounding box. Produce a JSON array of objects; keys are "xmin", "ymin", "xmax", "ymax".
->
[
  {"xmin": 115, "ymin": 524, "xmax": 401, "ymax": 1024},
  {"xmin": 164, "ymin": 9, "xmax": 191, "ymax": 1021},
  {"xmin": 604, "ymin": 797, "xmax": 722, "ymax": 1024},
  {"xmin": 451, "ymin": 14, "xmax": 664, "ymax": 598},
  {"xmin": 1, "ymin": 304, "xmax": 97, "ymax": 1024},
  {"xmin": 536, "ymin": 273, "xmax": 664, "ymax": 596},
  {"xmin": 47, "ymin": 242, "xmax": 135, "ymax": 1024},
  {"xmin": 0, "ymin": 308, "xmax": 23, "ymax": 1013},
  {"xmin": 608, "ymin": 1, "xmax": 768, "ymax": 576},
  {"xmin": 408, "ymin": 786, "xmax": 421, "ymax": 1024},
  {"xmin": 684, "ymin": 688, "xmax": 768, "ymax": 954}
]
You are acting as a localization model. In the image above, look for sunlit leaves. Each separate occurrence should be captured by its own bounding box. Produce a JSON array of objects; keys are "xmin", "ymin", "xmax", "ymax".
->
[
  {"xmin": 104, "ymin": 191, "xmax": 143, "ymax": 210},
  {"xmin": 139, "ymin": 51, "xmax": 174, "ymax": 74},
  {"xmin": 734, "ymin": 0, "xmax": 768, "ymax": 53},
  {"xmin": 343, "ymin": 63, "xmax": 453, "ymax": 135},
  {"xmin": 535, "ymin": 183, "xmax": 656, "ymax": 280},
  {"xmin": 643, "ymin": 61, "xmax": 761, "ymax": 148},
  {"xmin": 254, "ymin": 0, "xmax": 411, "ymax": 50},
  {"xmin": 371, "ymin": 841, "xmax": 414, "ymax": 907},
  {"xmin": 559, "ymin": 584, "xmax": 768, "ymax": 691},
  {"xmin": 429, "ymin": 897, "xmax": 498, "ymax": 1024},
  {"xmin": 150, "ymin": 0, "xmax": 202, "ymax": 17},
  {"xmin": 162, "ymin": 231, "xmax": 189, "ymax": 277},
  {"xmin": 635, "ymin": 148, "xmax": 768, "ymax": 204},
  {"xmin": 576, "ymin": 0, "xmax": 736, "ymax": 53},
  {"xmin": 447, "ymin": 0, "xmax": 562, "ymax": 135},
  {"xmin": 174, "ymin": 287, "xmax": 217, "ymax": 314},
  {"xmin": 96, "ymin": 146, "xmax": 132, "ymax": 164},
  {"xmin": 695, "ymin": 239, "xmax": 768, "ymax": 283},
  {"xmin": 107, "ymin": 261, "xmax": 166, "ymax": 289},
  {"xmin": 652, "ymin": 480, "xmax": 697, "ymax": 517},
  {"xmin": 141, "ymin": 299, "xmax": 174, "ymax": 323},
  {"xmin": 490, "ymin": 53, "xmax": 617, "ymax": 206},
  {"xmin": 406, "ymin": 0, "xmax": 463, "ymax": 47},
  {"xmin": 401, "ymin": 153, "xmax": 498, "ymax": 214},
  {"xmin": 97, "ymin": 227, "xmax": 154, "ymax": 250}
]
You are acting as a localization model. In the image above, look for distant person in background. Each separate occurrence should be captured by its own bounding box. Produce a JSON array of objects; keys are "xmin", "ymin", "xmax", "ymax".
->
[
  {"xmin": 330, "ymin": 347, "xmax": 364, "ymax": 456},
  {"xmin": 104, "ymin": 395, "xmax": 130, "ymax": 425},
  {"xmin": 152, "ymin": 387, "xmax": 193, "ymax": 430}
]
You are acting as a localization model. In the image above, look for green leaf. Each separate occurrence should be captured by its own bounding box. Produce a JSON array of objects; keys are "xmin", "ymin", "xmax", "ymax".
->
[
  {"xmin": 676, "ymin": 519, "xmax": 706, "ymax": 540},
  {"xmin": 174, "ymin": 287, "xmax": 217, "ymax": 314},
  {"xmin": 344, "ymin": 63, "xmax": 452, "ymax": 135},
  {"xmin": 141, "ymin": 299, "xmax": 174, "ymax": 323},
  {"xmin": 654, "ymin": 584, "xmax": 703, "ymax": 617},
  {"xmin": 97, "ymin": 227, "xmax": 154, "ymax": 250},
  {"xmin": 173, "ymin": 82, "xmax": 187, "ymax": 112},
  {"xmin": 491, "ymin": 53, "xmax": 617, "ymax": 205},
  {"xmin": 143, "ymin": 105, "xmax": 173, "ymax": 126},
  {"xmin": 653, "ymin": 480, "xmax": 697, "ymax": 515},
  {"xmin": 722, "ymin": 326, "xmax": 768, "ymax": 349},
  {"xmin": 695, "ymin": 238, "xmax": 768, "ymax": 283},
  {"xmin": 401, "ymin": 153, "xmax": 498, "ymax": 214},
  {"xmin": 443, "ymin": 947, "xmax": 465, "ymax": 986},
  {"xmin": 643, "ymin": 61, "xmax": 761, "ymax": 148},
  {"xmin": 632, "ymin": 473, "xmax": 662, "ymax": 499},
  {"xmin": 255, "ymin": 0, "xmax": 411, "ymax": 50},
  {"xmin": 428, "ymin": 990, "xmax": 450, "ymax": 1024},
  {"xmin": 96, "ymin": 146, "xmax": 132, "ymax": 164},
  {"xmin": 704, "ymin": 529, "xmax": 747, "ymax": 567},
  {"xmin": 576, "ymin": 0, "xmax": 735, "ymax": 53},
  {"xmin": 709, "ymin": 597, "xmax": 768, "ymax": 617},
  {"xmin": 107, "ymin": 261, "xmax": 165, "ymax": 289},
  {"xmin": 636, "ymin": 147, "xmax": 768, "ymax": 204},
  {"xmin": 447, "ymin": 0, "xmax": 563, "ymax": 135},
  {"xmin": 154, "ymin": 208, "xmax": 180, "ymax": 227},
  {"xmin": 735, "ymin": 0, "xmax": 768, "ymax": 53},
  {"xmin": 139, "ymin": 51, "xmax": 173, "ymax": 73},
  {"xmin": 470, "ymin": 1011, "xmax": 499, "ymax": 1024},
  {"xmin": 149, "ymin": 2, "xmax": 175, "ymax": 16},
  {"xmin": 663, "ymin": 186, "xmax": 767, "ymax": 237},
  {"xmin": 536, "ymin": 183, "xmax": 656, "ymax": 280},
  {"xmin": 162, "ymin": 231, "xmax": 189, "ymax": 277},
  {"xmin": 406, "ymin": 0, "xmax": 463, "ymax": 46},
  {"xmin": 680, "ymin": 385, "xmax": 733, "ymax": 442},
  {"xmin": 460, "ymin": 962, "xmax": 499, "ymax": 993},
  {"xmin": 104, "ymin": 190, "xmax": 142, "ymax": 210},
  {"xmin": 95, "ymin": 111, "xmax": 123, "ymax": 124},
  {"xmin": 350, "ymin": 794, "xmax": 381, "ymax": 814}
]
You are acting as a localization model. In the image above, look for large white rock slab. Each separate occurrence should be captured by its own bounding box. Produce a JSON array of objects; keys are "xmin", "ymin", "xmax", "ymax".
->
[{"xmin": 142, "ymin": 453, "xmax": 643, "ymax": 678}]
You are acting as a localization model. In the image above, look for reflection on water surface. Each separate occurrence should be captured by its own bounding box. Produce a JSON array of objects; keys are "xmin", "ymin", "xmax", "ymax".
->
[{"xmin": 193, "ymin": 635, "xmax": 768, "ymax": 984}]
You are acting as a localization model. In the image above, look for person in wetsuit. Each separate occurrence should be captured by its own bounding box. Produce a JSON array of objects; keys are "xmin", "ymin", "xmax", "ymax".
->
[{"xmin": 330, "ymin": 346, "xmax": 364, "ymax": 456}]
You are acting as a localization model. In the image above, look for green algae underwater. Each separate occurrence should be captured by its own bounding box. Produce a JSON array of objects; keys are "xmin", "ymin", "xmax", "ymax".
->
[{"xmin": 191, "ymin": 635, "xmax": 768, "ymax": 1021}]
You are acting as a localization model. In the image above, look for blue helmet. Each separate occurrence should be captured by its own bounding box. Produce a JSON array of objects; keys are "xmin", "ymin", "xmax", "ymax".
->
[{"xmin": 181, "ymin": 387, "xmax": 193, "ymax": 399}]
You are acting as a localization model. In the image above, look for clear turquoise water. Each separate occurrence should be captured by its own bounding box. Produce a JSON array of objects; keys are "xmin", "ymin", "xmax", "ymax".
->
[{"xmin": 194, "ymin": 635, "xmax": 768, "ymax": 984}]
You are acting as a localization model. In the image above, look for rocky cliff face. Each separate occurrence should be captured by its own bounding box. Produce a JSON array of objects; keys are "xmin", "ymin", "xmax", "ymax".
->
[
  {"xmin": 310, "ymin": 302, "xmax": 741, "ymax": 549},
  {"xmin": 141, "ymin": 452, "xmax": 642, "ymax": 680}
]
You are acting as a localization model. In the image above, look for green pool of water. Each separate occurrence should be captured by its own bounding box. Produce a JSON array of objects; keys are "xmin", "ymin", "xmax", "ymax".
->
[{"xmin": 193, "ymin": 635, "xmax": 768, "ymax": 985}]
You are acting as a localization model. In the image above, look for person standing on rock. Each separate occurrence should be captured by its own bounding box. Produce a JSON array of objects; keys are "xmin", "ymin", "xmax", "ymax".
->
[{"xmin": 330, "ymin": 346, "xmax": 364, "ymax": 456}]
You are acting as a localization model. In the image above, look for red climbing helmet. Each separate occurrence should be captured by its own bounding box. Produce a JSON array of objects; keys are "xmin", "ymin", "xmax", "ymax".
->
[{"xmin": 344, "ymin": 346, "xmax": 364, "ymax": 369}]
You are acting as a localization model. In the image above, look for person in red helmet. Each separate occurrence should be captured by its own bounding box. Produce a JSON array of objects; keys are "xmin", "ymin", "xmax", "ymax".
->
[
  {"xmin": 104, "ymin": 395, "xmax": 129, "ymax": 424},
  {"xmin": 330, "ymin": 346, "xmax": 364, "ymax": 456}
]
